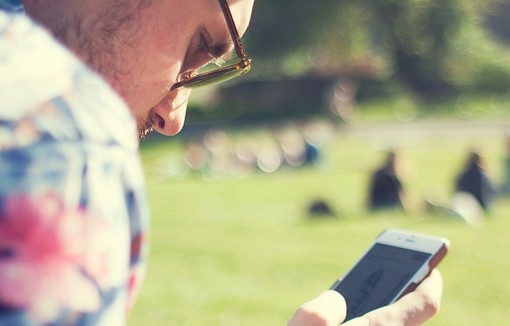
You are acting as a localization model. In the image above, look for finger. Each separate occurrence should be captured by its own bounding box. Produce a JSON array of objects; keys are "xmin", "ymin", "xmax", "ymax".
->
[
  {"xmin": 352, "ymin": 269, "xmax": 443, "ymax": 326},
  {"xmin": 390, "ymin": 269, "xmax": 443, "ymax": 325},
  {"xmin": 413, "ymin": 269, "xmax": 443, "ymax": 305},
  {"xmin": 287, "ymin": 290, "xmax": 347, "ymax": 326}
]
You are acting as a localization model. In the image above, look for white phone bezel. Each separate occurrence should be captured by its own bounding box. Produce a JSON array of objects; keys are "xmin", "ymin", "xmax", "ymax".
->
[
  {"xmin": 333, "ymin": 228, "xmax": 449, "ymax": 307},
  {"xmin": 376, "ymin": 228, "xmax": 448, "ymax": 255}
]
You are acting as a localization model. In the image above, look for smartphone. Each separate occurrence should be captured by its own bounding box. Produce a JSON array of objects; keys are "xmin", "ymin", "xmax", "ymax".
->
[{"xmin": 330, "ymin": 229, "xmax": 449, "ymax": 322}]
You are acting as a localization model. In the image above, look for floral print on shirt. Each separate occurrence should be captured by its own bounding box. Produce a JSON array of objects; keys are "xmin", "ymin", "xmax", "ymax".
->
[
  {"xmin": 0, "ymin": 0, "xmax": 23, "ymax": 13},
  {"xmin": 0, "ymin": 193, "xmax": 111, "ymax": 323},
  {"xmin": 0, "ymin": 11, "xmax": 150, "ymax": 326}
]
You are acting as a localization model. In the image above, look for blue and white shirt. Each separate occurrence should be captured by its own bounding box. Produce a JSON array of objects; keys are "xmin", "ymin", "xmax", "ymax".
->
[
  {"xmin": 0, "ymin": 8, "xmax": 150, "ymax": 326},
  {"xmin": 0, "ymin": 0, "xmax": 23, "ymax": 13}
]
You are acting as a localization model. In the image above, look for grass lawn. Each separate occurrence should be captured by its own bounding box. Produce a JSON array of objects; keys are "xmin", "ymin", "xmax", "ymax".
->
[{"xmin": 129, "ymin": 117, "xmax": 510, "ymax": 325}]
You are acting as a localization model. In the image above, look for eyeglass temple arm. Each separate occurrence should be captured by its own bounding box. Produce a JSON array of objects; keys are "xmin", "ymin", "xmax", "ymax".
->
[{"xmin": 218, "ymin": 0, "xmax": 248, "ymax": 60}]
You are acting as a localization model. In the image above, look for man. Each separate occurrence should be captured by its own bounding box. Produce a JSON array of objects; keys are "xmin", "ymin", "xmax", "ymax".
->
[{"xmin": 0, "ymin": 1, "xmax": 443, "ymax": 325}]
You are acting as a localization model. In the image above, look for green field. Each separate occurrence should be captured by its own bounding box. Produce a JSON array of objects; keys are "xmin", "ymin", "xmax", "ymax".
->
[{"xmin": 129, "ymin": 118, "xmax": 510, "ymax": 325}]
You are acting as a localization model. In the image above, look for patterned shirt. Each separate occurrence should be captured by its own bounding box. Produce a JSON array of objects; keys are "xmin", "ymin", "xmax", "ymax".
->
[
  {"xmin": 0, "ymin": 9, "xmax": 150, "ymax": 326},
  {"xmin": 0, "ymin": 0, "xmax": 23, "ymax": 13}
]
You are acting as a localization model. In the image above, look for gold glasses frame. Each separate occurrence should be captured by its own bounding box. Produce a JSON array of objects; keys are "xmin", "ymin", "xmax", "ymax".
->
[{"xmin": 170, "ymin": 0, "xmax": 252, "ymax": 90}]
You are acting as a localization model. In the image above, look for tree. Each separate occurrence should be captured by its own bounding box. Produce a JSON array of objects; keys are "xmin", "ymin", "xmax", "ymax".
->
[{"xmin": 243, "ymin": 0, "xmax": 510, "ymax": 101}]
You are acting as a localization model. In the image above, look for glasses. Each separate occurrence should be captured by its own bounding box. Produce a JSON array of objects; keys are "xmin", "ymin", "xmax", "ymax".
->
[{"xmin": 171, "ymin": 0, "xmax": 252, "ymax": 90}]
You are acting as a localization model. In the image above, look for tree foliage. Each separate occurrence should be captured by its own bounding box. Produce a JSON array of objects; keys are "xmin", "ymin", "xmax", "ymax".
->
[{"xmin": 244, "ymin": 0, "xmax": 510, "ymax": 101}]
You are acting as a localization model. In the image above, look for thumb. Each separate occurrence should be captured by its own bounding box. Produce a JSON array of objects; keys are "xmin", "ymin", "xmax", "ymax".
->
[{"xmin": 288, "ymin": 290, "xmax": 347, "ymax": 326}]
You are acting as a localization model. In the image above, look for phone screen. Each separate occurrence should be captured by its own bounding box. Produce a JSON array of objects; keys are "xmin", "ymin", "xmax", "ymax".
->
[{"xmin": 332, "ymin": 243, "xmax": 432, "ymax": 321}]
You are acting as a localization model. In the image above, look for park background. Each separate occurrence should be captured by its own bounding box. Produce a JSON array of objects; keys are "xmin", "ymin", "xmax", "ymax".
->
[{"xmin": 130, "ymin": 1, "xmax": 510, "ymax": 325}]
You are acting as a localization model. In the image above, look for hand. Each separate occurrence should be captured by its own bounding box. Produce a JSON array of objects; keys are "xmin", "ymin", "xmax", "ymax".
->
[
  {"xmin": 287, "ymin": 290, "xmax": 346, "ymax": 326},
  {"xmin": 287, "ymin": 269, "xmax": 443, "ymax": 326}
]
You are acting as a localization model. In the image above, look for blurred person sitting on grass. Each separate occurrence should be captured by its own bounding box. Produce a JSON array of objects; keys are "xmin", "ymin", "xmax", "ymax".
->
[
  {"xmin": 367, "ymin": 150, "xmax": 408, "ymax": 212},
  {"xmin": 450, "ymin": 150, "xmax": 496, "ymax": 225},
  {"xmin": 453, "ymin": 150, "xmax": 496, "ymax": 212},
  {"xmin": 0, "ymin": 0, "xmax": 442, "ymax": 325}
]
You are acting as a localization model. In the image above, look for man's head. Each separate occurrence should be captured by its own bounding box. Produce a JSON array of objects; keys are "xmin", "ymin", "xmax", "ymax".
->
[{"xmin": 24, "ymin": 0, "xmax": 255, "ymax": 138}]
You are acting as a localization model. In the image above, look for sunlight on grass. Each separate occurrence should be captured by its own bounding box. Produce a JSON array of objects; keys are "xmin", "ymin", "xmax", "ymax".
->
[{"xmin": 130, "ymin": 118, "xmax": 510, "ymax": 325}]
